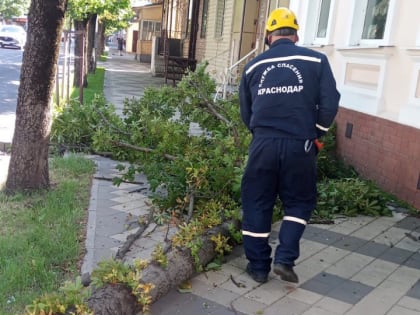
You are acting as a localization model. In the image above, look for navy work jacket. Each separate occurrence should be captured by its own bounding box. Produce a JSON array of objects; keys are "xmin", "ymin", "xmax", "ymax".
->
[{"xmin": 239, "ymin": 38, "xmax": 340, "ymax": 139}]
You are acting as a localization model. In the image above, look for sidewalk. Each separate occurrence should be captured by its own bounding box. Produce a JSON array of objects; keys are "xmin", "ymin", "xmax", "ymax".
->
[
  {"xmin": 84, "ymin": 47, "xmax": 420, "ymax": 315},
  {"xmin": 81, "ymin": 48, "xmax": 168, "ymax": 274}
]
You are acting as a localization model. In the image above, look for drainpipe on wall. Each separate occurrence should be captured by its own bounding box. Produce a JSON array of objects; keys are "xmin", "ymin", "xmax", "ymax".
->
[{"xmin": 188, "ymin": 0, "xmax": 200, "ymax": 60}]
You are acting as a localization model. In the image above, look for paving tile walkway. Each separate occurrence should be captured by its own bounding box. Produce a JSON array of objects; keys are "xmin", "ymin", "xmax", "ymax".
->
[{"xmin": 81, "ymin": 47, "xmax": 420, "ymax": 315}]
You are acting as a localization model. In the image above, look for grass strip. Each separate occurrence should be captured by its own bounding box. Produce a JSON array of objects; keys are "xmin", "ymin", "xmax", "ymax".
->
[
  {"xmin": 0, "ymin": 155, "xmax": 95, "ymax": 315},
  {"xmin": 71, "ymin": 67, "xmax": 106, "ymax": 105}
]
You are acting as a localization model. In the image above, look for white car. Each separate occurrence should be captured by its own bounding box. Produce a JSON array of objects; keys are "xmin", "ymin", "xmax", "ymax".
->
[{"xmin": 0, "ymin": 25, "xmax": 27, "ymax": 49}]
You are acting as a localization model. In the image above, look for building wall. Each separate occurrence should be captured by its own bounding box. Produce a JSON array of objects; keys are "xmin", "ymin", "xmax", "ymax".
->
[
  {"xmin": 288, "ymin": 0, "xmax": 420, "ymax": 210},
  {"xmin": 128, "ymin": 5, "xmax": 162, "ymax": 57},
  {"xmin": 126, "ymin": 23, "xmax": 138, "ymax": 53},
  {"xmin": 336, "ymin": 108, "xmax": 420, "ymax": 209},
  {"xmin": 195, "ymin": 0, "xmax": 207, "ymax": 62},
  {"xmin": 139, "ymin": 5, "xmax": 163, "ymax": 58},
  {"xmin": 203, "ymin": 0, "xmax": 235, "ymax": 82}
]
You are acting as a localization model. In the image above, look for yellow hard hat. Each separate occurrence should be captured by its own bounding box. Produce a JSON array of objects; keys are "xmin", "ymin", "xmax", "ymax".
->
[{"xmin": 266, "ymin": 7, "xmax": 299, "ymax": 32}]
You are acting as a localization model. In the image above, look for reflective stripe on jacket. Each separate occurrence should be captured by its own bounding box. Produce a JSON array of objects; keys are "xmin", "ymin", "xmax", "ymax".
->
[{"xmin": 239, "ymin": 38, "xmax": 340, "ymax": 139}]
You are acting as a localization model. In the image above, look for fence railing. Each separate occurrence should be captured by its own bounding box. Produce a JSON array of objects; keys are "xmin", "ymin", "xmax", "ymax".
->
[{"xmin": 214, "ymin": 41, "xmax": 259, "ymax": 101}]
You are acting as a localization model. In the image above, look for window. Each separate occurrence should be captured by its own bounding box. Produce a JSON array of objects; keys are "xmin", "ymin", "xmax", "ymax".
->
[
  {"xmin": 348, "ymin": 0, "xmax": 396, "ymax": 46},
  {"xmin": 200, "ymin": 0, "xmax": 209, "ymax": 38},
  {"xmin": 215, "ymin": 0, "xmax": 225, "ymax": 38},
  {"xmin": 297, "ymin": 0, "xmax": 336, "ymax": 46},
  {"xmin": 185, "ymin": 0, "xmax": 193, "ymax": 38},
  {"xmin": 140, "ymin": 20, "xmax": 161, "ymax": 41},
  {"xmin": 361, "ymin": 0, "xmax": 389, "ymax": 40},
  {"xmin": 268, "ymin": 0, "xmax": 290, "ymax": 12},
  {"xmin": 316, "ymin": 0, "xmax": 332, "ymax": 38}
]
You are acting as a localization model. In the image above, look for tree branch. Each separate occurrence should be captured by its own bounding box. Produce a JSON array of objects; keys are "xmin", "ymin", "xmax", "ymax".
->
[
  {"xmin": 187, "ymin": 80, "xmax": 241, "ymax": 147},
  {"xmin": 115, "ymin": 209, "xmax": 155, "ymax": 260},
  {"xmin": 111, "ymin": 140, "xmax": 177, "ymax": 161},
  {"xmin": 187, "ymin": 190, "xmax": 195, "ymax": 223},
  {"xmin": 95, "ymin": 107, "xmax": 131, "ymax": 136}
]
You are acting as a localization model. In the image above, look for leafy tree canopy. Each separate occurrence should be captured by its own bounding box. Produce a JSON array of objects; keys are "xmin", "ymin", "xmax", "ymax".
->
[
  {"xmin": 68, "ymin": 0, "xmax": 133, "ymax": 32},
  {"xmin": 0, "ymin": 0, "xmax": 30, "ymax": 19},
  {"xmin": 101, "ymin": 4, "xmax": 134, "ymax": 36}
]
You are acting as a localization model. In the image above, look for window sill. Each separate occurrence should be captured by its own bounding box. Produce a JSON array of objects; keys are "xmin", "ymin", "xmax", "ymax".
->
[
  {"xmin": 336, "ymin": 45, "xmax": 394, "ymax": 59},
  {"xmin": 300, "ymin": 43, "xmax": 324, "ymax": 48},
  {"xmin": 300, "ymin": 44, "xmax": 334, "ymax": 55},
  {"xmin": 337, "ymin": 44, "xmax": 395, "ymax": 50},
  {"xmin": 406, "ymin": 48, "xmax": 420, "ymax": 58}
]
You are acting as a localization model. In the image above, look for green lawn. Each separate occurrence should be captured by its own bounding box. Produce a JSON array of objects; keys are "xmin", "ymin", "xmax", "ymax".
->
[
  {"xmin": 0, "ymin": 155, "xmax": 95, "ymax": 315},
  {"xmin": 1, "ymin": 59, "xmax": 106, "ymax": 315},
  {"xmin": 71, "ymin": 67, "xmax": 106, "ymax": 105}
]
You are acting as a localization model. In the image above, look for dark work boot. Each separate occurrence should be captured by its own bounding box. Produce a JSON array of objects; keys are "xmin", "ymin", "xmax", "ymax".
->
[
  {"xmin": 246, "ymin": 263, "xmax": 268, "ymax": 283},
  {"xmin": 273, "ymin": 263, "xmax": 299, "ymax": 283}
]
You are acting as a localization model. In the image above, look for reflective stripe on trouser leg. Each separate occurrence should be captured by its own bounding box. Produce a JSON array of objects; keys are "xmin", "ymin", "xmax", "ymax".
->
[
  {"xmin": 242, "ymin": 232, "xmax": 272, "ymax": 273},
  {"xmin": 274, "ymin": 138, "xmax": 317, "ymax": 266},
  {"xmin": 274, "ymin": 216, "xmax": 307, "ymax": 266},
  {"xmin": 241, "ymin": 136, "xmax": 279, "ymax": 273}
]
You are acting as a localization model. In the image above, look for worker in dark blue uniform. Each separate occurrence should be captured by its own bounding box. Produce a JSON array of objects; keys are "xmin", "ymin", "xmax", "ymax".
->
[{"xmin": 239, "ymin": 7, "xmax": 340, "ymax": 284}]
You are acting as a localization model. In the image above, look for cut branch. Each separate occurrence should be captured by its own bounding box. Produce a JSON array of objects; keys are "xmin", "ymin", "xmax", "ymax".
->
[
  {"xmin": 200, "ymin": 99, "xmax": 241, "ymax": 147},
  {"xmin": 93, "ymin": 176, "xmax": 144, "ymax": 186},
  {"xmin": 111, "ymin": 140, "xmax": 177, "ymax": 161},
  {"xmin": 187, "ymin": 190, "xmax": 195, "ymax": 223},
  {"xmin": 115, "ymin": 210, "xmax": 155, "ymax": 260},
  {"xmin": 95, "ymin": 107, "xmax": 131, "ymax": 136},
  {"xmin": 186, "ymin": 80, "xmax": 241, "ymax": 147}
]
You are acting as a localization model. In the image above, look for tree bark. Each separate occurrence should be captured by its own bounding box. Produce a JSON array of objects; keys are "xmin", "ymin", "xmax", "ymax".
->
[
  {"xmin": 87, "ymin": 14, "xmax": 97, "ymax": 73},
  {"xmin": 88, "ymin": 284, "xmax": 141, "ymax": 315},
  {"xmin": 5, "ymin": 0, "xmax": 67, "ymax": 192},
  {"xmin": 96, "ymin": 21, "xmax": 106, "ymax": 59},
  {"xmin": 86, "ymin": 222, "xmax": 234, "ymax": 315},
  {"xmin": 73, "ymin": 19, "xmax": 88, "ymax": 88}
]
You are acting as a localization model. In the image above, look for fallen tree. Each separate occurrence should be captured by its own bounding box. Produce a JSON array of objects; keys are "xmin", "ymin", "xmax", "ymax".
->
[
  {"xmin": 87, "ymin": 222, "xmax": 234, "ymax": 314},
  {"xmin": 42, "ymin": 60, "xmax": 391, "ymax": 315},
  {"xmin": 31, "ymin": 62, "xmax": 246, "ymax": 315}
]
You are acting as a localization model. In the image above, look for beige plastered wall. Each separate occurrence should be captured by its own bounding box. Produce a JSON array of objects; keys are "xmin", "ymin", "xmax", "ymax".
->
[
  {"xmin": 202, "ymin": 0, "xmax": 235, "ymax": 83},
  {"xmin": 293, "ymin": 0, "xmax": 420, "ymax": 129},
  {"xmin": 290, "ymin": 0, "xmax": 420, "ymax": 209}
]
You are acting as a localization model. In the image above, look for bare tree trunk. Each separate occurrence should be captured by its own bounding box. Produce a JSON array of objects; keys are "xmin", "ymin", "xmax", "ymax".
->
[
  {"xmin": 96, "ymin": 21, "xmax": 106, "ymax": 61},
  {"xmin": 5, "ymin": 0, "xmax": 67, "ymax": 192},
  {"xmin": 87, "ymin": 14, "xmax": 97, "ymax": 73},
  {"xmin": 73, "ymin": 19, "xmax": 88, "ymax": 88}
]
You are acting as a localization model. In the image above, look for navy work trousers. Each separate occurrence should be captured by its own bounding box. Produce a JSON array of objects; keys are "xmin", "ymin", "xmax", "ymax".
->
[{"xmin": 241, "ymin": 130, "xmax": 317, "ymax": 274}]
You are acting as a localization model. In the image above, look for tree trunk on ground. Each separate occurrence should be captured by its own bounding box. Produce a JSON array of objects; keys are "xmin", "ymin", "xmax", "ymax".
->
[
  {"xmin": 5, "ymin": 0, "xmax": 67, "ymax": 192},
  {"xmin": 88, "ymin": 284, "xmax": 141, "ymax": 315},
  {"xmin": 87, "ymin": 14, "xmax": 97, "ymax": 73},
  {"xmin": 87, "ymin": 223, "xmax": 233, "ymax": 315}
]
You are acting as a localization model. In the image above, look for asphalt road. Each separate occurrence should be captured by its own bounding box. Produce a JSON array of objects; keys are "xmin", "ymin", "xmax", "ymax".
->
[
  {"xmin": 0, "ymin": 47, "xmax": 22, "ymax": 145},
  {"xmin": 0, "ymin": 42, "xmax": 74, "ymax": 147}
]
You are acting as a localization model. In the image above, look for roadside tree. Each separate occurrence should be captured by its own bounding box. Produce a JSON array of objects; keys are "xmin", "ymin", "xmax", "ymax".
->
[
  {"xmin": 0, "ymin": 0, "xmax": 30, "ymax": 20},
  {"xmin": 68, "ymin": 0, "xmax": 132, "ymax": 89},
  {"xmin": 95, "ymin": 3, "xmax": 133, "ymax": 65},
  {"xmin": 5, "ymin": 0, "xmax": 67, "ymax": 192}
]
